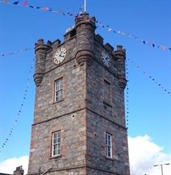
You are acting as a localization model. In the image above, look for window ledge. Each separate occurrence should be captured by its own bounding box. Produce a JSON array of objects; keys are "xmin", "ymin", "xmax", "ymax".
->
[
  {"xmin": 105, "ymin": 155, "xmax": 119, "ymax": 161},
  {"xmin": 52, "ymin": 99, "xmax": 64, "ymax": 105},
  {"xmin": 49, "ymin": 155, "xmax": 62, "ymax": 160}
]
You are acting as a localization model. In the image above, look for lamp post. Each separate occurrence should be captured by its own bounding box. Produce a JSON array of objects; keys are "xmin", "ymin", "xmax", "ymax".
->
[{"xmin": 153, "ymin": 163, "xmax": 170, "ymax": 175}]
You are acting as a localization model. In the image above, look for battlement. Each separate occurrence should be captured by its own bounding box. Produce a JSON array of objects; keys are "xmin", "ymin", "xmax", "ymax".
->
[
  {"xmin": 35, "ymin": 39, "xmax": 52, "ymax": 53},
  {"xmin": 75, "ymin": 12, "xmax": 96, "ymax": 27}
]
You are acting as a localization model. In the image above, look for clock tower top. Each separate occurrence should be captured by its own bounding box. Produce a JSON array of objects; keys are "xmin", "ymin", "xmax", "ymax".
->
[{"xmin": 33, "ymin": 13, "xmax": 126, "ymax": 90}]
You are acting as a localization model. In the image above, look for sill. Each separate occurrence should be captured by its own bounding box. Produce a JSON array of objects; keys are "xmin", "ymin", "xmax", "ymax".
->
[
  {"xmin": 105, "ymin": 155, "xmax": 119, "ymax": 161},
  {"xmin": 49, "ymin": 154, "xmax": 62, "ymax": 160},
  {"xmin": 105, "ymin": 156, "xmax": 113, "ymax": 161},
  {"xmin": 52, "ymin": 99, "xmax": 64, "ymax": 104}
]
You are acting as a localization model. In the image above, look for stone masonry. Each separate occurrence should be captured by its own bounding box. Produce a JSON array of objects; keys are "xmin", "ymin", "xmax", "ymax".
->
[{"xmin": 28, "ymin": 12, "xmax": 130, "ymax": 175}]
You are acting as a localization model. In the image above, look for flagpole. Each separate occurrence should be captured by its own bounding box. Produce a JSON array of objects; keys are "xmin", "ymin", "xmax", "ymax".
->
[{"xmin": 84, "ymin": 0, "xmax": 86, "ymax": 12}]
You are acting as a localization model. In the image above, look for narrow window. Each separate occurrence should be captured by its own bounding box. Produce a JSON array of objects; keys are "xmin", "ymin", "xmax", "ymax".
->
[
  {"xmin": 55, "ymin": 78, "xmax": 63, "ymax": 102},
  {"xmin": 104, "ymin": 80, "xmax": 110, "ymax": 101},
  {"xmin": 52, "ymin": 131, "xmax": 61, "ymax": 156},
  {"xmin": 105, "ymin": 133, "xmax": 112, "ymax": 158}
]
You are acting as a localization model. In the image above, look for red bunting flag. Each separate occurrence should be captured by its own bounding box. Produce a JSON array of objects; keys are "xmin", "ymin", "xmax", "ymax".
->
[
  {"xmin": 43, "ymin": 7, "xmax": 48, "ymax": 11},
  {"xmin": 22, "ymin": 0, "xmax": 27, "ymax": 7}
]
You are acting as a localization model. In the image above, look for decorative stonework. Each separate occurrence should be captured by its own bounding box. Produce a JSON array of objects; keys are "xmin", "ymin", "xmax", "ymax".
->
[
  {"xmin": 76, "ymin": 50, "xmax": 94, "ymax": 66},
  {"xmin": 114, "ymin": 45, "xmax": 127, "ymax": 90}
]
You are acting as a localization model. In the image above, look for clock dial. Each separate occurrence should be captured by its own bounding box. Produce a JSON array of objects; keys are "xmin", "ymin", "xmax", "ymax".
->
[
  {"xmin": 54, "ymin": 47, "xmax": 67, "ymax": 64},
  {"xmin": 101, "ymin": 50, "xmax": 111, "ymax": 67}
]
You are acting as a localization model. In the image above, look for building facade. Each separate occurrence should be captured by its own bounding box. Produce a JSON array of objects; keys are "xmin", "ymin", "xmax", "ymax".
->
[
  {"xmin": 0, "ymin": 166, "xmax": 24, "ymax": 175},
  {"xmin": 28, "ymin": 13, "xmax": 130, "ymax": 175}
]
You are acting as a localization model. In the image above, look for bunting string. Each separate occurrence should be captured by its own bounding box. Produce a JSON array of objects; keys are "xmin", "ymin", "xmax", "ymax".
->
[
  {"xmin": 0, "ymin": 0, "xmax": 170, "ymax": 52},
  {"xmin": 0, "ymin": 58, "xmax": 34, "ymax": 152},
  {"xmin": 1, "ymin": 47, "xmax": 33, "ymax": 57},
  {"xmin": 127, "ymin": 57, "xmax": 171, "ymax": 97},
  {"xmin": 95, "ymin": 20, "xmax": 171, "ymax": 52},
  {"xmin": 0, "ymin": 0, "xmax": 76, "ymax": 17},
  {"xmin": 125, "ymin": 61, "xmax": 130, "ymax": 129}
]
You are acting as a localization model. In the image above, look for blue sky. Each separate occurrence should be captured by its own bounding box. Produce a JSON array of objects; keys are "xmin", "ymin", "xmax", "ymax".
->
[{"xmin": 0, "ymin": 0, "xmax": 170, "ymax": 174}]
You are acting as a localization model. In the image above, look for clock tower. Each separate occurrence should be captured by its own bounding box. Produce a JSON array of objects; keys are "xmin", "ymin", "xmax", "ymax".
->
[{"xmin": 28, "ymin": 13, "xmax": 130, "ymax": 175}]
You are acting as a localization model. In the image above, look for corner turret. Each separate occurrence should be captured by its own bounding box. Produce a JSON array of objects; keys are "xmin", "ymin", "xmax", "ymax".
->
[
  {"xmin": 114, "ymin": 45, "xmax": 127, "ymax": 90},
  {"xmin": 75, "ymin": 12, "xmax": 96, "ymax": 66},
  {"xmin": 34, "ymin": 39, "xmax": 52, "ymax": 86}
]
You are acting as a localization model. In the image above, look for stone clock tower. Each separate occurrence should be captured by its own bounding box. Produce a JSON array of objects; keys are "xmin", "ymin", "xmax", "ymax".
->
[{"xmin": 28, "ymin": 13, "xmax": 130, "ymax": 175}]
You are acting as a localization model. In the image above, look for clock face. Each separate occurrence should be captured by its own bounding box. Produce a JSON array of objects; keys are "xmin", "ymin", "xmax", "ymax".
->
[
  {"xmin": 54, "ymin": 47, "xmax": 67, "ymax": 64},
  {"xmin": 101, "ymin": 50, "xmax": 111, "ymax": 67}
]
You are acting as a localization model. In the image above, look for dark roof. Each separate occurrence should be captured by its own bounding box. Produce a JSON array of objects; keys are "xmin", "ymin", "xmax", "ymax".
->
[{"xmin": 0, "ymin": 173, "xmax": 13, "ymax": 175}]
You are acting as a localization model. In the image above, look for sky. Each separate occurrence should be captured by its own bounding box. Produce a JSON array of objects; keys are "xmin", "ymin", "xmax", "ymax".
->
[{"xmin": 0, "ymin": 0, "xmax": 171, "ymax": 174}]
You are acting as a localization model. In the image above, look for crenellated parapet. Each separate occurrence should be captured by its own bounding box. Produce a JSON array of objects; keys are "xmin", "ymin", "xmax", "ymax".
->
[
  {"xmin": 113, "ymin": 45, "xmax": 127, "ymax": 90},
  {"xmin": 75, "ymin": 12, "xmax": 96, "ymax": 30},
  {"xmin": 34, "ymin": 39, "xmax": 52, "ymax": 86}
]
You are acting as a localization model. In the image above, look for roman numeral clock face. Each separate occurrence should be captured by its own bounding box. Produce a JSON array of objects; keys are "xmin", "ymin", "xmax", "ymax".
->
[
  {"xmin": 54, "ymin": 47, "xmax": 67, "ymax": 64},
  {"xmin": 101, "ymin": 50, "xmax": 111, "ymax": 67}
]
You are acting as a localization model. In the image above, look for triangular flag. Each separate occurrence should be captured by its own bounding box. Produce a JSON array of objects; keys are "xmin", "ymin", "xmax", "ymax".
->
[
  {"xmin": 13, "ymin": 1, "xmax": 19, "ymax": 5},
  {"xmin": 22, "ymin": 0, "xmax": 27, "ymax": 7},
  {"xmin": 43, "ymin": 7, "xmax": 48, "ymax": 11},
  {"xmin": 162, "ymin": 46, "xmax": 166, "ymax": 51}
]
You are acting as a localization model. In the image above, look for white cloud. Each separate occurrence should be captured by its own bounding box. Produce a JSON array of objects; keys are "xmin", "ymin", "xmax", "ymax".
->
[
  {"xmin": 128, "ymin": 135, "xmax": 171, "ymax": 175},
  {"xmin": 0, "ymin": 135, "xmax": 170, "ymax": 175},
  {"xmin": 0, "ymin": 156, "xmax": 29, "ymax": 174}
]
